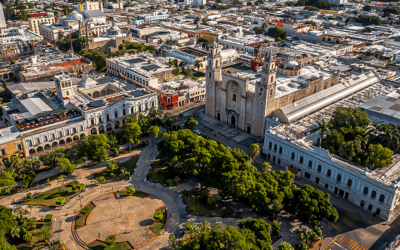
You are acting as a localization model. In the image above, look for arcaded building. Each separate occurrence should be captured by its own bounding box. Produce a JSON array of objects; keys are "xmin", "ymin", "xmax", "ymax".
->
[{"xmin": 205, "ymin": 42, "xmax": 340, "ymax": 138}]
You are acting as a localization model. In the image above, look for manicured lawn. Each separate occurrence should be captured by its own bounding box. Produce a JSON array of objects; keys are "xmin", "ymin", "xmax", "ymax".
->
[
  {"xmin": 119, "ymin": 156, "xmax": 139, "ymax": 173},
  {"xmin": 75, "ymin": 202, "xmax": 96, "ymax": 230},
  {"xmin": 20, "ymin": 182, "xmax": 79, "ymax": 207},
  {"xmin": 185, "ymin": 192, "xmax": 241, "ymax": 218},
  {"xmin": 94, "ymin": 170, "xmax": 125, "ymax": 183},
  {"xmin": 87, "ymin": 240, "xmax": 133, "ymax": 250},
  {"xmin": 118, "ymin": 191, "xmax": 149, "ymax": 198}
]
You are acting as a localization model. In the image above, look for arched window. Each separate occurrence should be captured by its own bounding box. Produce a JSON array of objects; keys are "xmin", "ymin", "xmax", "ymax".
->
[
  {"xmin": 271, "ymin": 75, "xmax": 274, "ymax": 82},
  {"xmin": 209, "ymin": 72, "xmax": 211, "ymax": 78},
  {"xmin": 337, "ymin": 174, "xmax": 342, "ymax": 182},
  {"xmin": 232, "ymin": 94, "xmax": 236, "ymax": 101},
  {"xmin": 291, "ymin": 152, "xmax": 295, "ymax": 160},
  {"xmin": 269, "ymin": 142, "xmax": 272, "ymax": 149},
  {"xmin": 347, "ymin": 179, "xmax": 352, "ymax": 187},
  {"xmin": 299, "ymin": 156, "xmax": 304, "ymax": 164},
  {"xmin": 279, "ymin": 147, "xmax": 282, "ymax": 154},
  {"xmin": 308, "ymin": 161, "xmax": 312, "ymax": 168},
  {"xmin": 273, "ymin": 145, "xmax": 277, "ymax": 151},
  {"xmin": 363, "ymin": 187, "xmax": 368, "ymax": 195},
  {"xmin": 327, "ymin": 169, "xmax": 331, "ymax": 177},
  {"xmin": 317, "ymin": 165, "xmax": 322, "ymax": 172},
  {"xmin": 371, "ymin": 190, "xmax": 376, "ymax": 199},
  {"xmin": 379, "ymin": 194, "xmax": 385, "ymax": 203}
]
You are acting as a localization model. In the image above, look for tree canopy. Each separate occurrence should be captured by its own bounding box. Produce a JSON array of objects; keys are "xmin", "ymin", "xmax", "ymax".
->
[
  {"xmin": 267, "ymin": 27, "xmax": 287, "ymax": 40},
  {"xmin": 157, "ymin": 129, "xmax": 337, "ymax": 226}
]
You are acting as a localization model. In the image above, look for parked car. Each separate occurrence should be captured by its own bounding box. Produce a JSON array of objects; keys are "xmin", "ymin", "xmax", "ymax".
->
[
  {"xmin": 193, "ymin": 130, "xmax": 201, "ymax": 135},
  {"xmin": 225, "ymin": 147, "xmax": 231, "ymax": 150},
  {"xmin": 202, "ymin": 134, "xmax": 210, "ymax": 139}
]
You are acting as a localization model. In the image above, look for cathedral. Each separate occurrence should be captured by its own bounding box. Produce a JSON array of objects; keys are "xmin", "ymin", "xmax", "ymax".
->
[{"xmin": 205, "ymin": 39, "xmax": 340, "ymax": 138}]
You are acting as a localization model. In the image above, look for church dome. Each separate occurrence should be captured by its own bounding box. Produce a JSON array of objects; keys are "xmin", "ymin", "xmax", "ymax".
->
[
  {"xmin": 288, "ymin": 82, "xmax": 300, "ymax": 88},
  {"xmin": 281, "ymin": 60, "xmax": 299, "ymax": 67},
  {"xmin": 108, "ymin": 26, "xmax": 121, "ymax": 31},
  {"xmin": 78, "ymin": 78, "xmax": 97, "ymax": 88},
  {"xmin": 68, "ymin": 11, "xmax": 83, "ymax": 21}
]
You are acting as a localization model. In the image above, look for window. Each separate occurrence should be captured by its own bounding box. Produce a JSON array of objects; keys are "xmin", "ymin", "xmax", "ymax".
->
[
  {"xmin": 299, "ymin": 156, "xmax": 304, "ymax": 164},
  {"xmin": 291, "ymin": 152, "xmax": 295, "ymax": 160},
  {"xmin": 368, "ymin": 204, "xmax": 373, "ymax": 211},
  {"xmin": 232, "ymin": 94, "xmax": 236, "ymax": 101},
  {"xmin": 327, "ymin": 169, "xmax": 331, "ymax": 178},
  {"xmin": 279, "ymin": 147, "xmax": 282, "ymax": 154},
  {"xmin": 269, "ymin": 142, "xmax": 272, "ymax": 149},
  {"xmin": 43, "ymin": 136, "xmax": 48, "ymax": 142},
  {"xmin": 379, "ymin": 194, "xmax": 385, "ymax": 203},
  {"xmin": 16, "ymin": 144, "xmax": 22, "ymax": 151},
  {"xmin": 337, "ymin": 174, "xmax": 342, "ymax": 182},
  {"xmin": 347, "ymin": 179, "xmax": 352, "ymax": 187},
  {"xmin": 0, "ymin": 149, "xmax": 5, "ymax": 156},
  {"xmin": 59, "ymin": 131, "xmax": 62, "ymax": 137},
  {"xmin": 260, "ymin": 102, "xmax": 264, "ymax": 106},
  {"xmin": 36, "ymin": 138, "xmax": 40, "ymax": 144},
  {"xmin": 304, "ymin": 172, "xmax": 310, "ymax": 179},
  {"xmin": 73, "ymin": 128, "xmax": 77, "ymax": 133},
  {"xmin": 26, "ymin": 140, "xmax": 32, "ymax": 146},
  {"xmin": 317, "ymin": 165, "xmax": 322, "ymax": 173},
  {"xmin": 308, "ymin": 161, "xmax": 312, "ymax": 168},
  {"xmin": 273, "ymin": 145, "xmax": 277, "ymax": 151},
  {"xmin": 65, "ymin": 130, "xmax": 70, "ymax": 135},
  {"xmin": 363, "ymin": 187, "xmax": 368, "ymax": 195},
  {"xmin": 115, "ymin": 111, "xmax": 118, "ymax": 118},
  {"xmin": 167, "ymin": 97, "xmax": 171, "ymax": 103},
  {"xmin": 80, "ymin": 125, "xmax": 84, "ymax": 131},
  {"xmin": 51, "ymin": 134, "xmax": 55, "ymax": 140},
  {"xmin": 371, "ymin": 190, "xmax": 376, "ymax": 199}
]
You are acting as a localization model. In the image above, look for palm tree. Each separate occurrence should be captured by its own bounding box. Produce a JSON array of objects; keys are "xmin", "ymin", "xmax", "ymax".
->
[
  {"xmin": 58, "ymin": 30, "xmax": 64, "ymax": 41},
  {"xmin": 249, "ymin": 143, "xmax": 260, "ymax": 158},
  {"xmin": 372, "ymin": 121, "xmax": 381, "ymax": 135},
  {"xmin": 262, "ymin": 162, "xmax": 271, "ymax": 172},
  {"xmin": 23, "ymin": 232, "xmax": 33, "ymax": 248},
  {"xmin": 179, "ymin": 60, "xmax": 187, "ymax": 72},
  {"xmin": 158, "ymin": 38, "xmax": 163, "ymax": 45},
  {"xmin": 165, "ymin": 38, "xmax": 174, "ymax": 46},
  {"xmin": 194, "ymin": 60, "xmax": 202, "ymax": 72},
  {"xmin": 310, "ymin": 119, "xmax": 330, "ymax": 147}
]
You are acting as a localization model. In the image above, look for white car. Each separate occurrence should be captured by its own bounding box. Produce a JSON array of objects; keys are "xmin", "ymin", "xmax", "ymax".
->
[{"xmin": 193, "ymin": 130, "xmax": 200, "ymax": 134}]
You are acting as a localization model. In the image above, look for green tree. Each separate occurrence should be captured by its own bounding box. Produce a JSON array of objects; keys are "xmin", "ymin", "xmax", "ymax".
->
[
  {"xmin": 249, "ymin": 143, "xmax": 260, "ymax": 158},
  {"xmin": 40, "ymin": 225, "xmax": 53, "ymax": 241},
  {"xmin": 98, "ymin": 176, "xmax": 105, "ymax": 186},
  {"xmin": 0, "ymin": 206, "xmax": 17, "ymax": 236},
  {"xmin": 272, "ymin": 199, "xmax": 283, "ymax": 218},
  {"xmin": 148, "ymin": 126, "xmax": 161, "ymax": 140},
  {"xmin": 330, "ymin": 107, "xmax": 370, "ymax": 129},
  {"xmin": 202, "ymin": 18, "xmax": 208, "ymax": 25},
  {"xmin": 21, "ymin": 172, "xmax": 36, "ymax": 188},
  {"xmin": 153, "ymin": 211, "xmax": 164, "ymax": 221},
  {"xmin": 194, "ymin": 60, "xmax": 202, "ymax": 72},
  {"xmin": 122, "ymin": 117, "xmax": 142, "ymax": 149},
  {"xmin": 58, "ymin": 158, "xmax": 76, "ymax": 174},
  {"xmin": 272, "ymin": 220, "xmax": 281, "ymax": 236},
  {"xmin": 148, "ymin": 107, "xmax": 163, "ymax": 118},
  {"xmin": 179, "ymin": 60, "xmax": 187, "ymax": 72},
  {"xmin": 200, "ymin": 5, "xmax": 205, "ymax": 9},
  {"xmin": 163, "ymin": 112, "xmax": 177, "ymax": 130},
  {"xmin": 267, "ymin": 27, "xmax": 287, "ymax": 40},
  {"xmin": 83, "ymin": 134, "xmax": 110, "ymax": 162},
  {"xmin": 39, "ymin": 149, "xmax": 65, "ymax": 169},
  {"xmin": 278, "ymin": 242, "xmax": 294, "ymax": 250},
  {"xmin": 363, "ymin": 5, "xmax": 371, "ymax": 11},
  {"xmin": 311, "ymin": 119, "xmax": 330, "ymax": 147},
  {"xmin": 253, "ymin": 26, "xmax": 263, "ymax": 34},
  {"xmin": 158, "ymin": 38, "xmax": 163, "ymax": 45},
  {"xmin": 197, "ymin": 37, "xmax": 211, "ymax": 50},
  {"xmin": 184, "ymin": 115, "xmax": 198, "ymax": 130},
  {"xmin": 0, "ymin": 230, "xmax": 17, "ymax": 250},
  {"xmin": 262, "ymin": 162, "xmax": 271, "ymax": 172},
  {"xmin": 107, "ymin": 160, "xmax": 118, "ymax": 172},
  {"xmin": 127, "ymin": 187, "xmax": 135, "ymax": 196},
  {"xmin": 0, "ymin": 171, "xmax": 17, "ymax": 194},
  {"xmin": 165, "ymin": 38, "xmax": 175, "ymax": 46}
]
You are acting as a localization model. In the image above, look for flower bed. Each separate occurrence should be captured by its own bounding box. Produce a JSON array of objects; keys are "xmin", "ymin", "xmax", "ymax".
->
[{"xmin": 75, "ymin": 202, "xmax": 96, "ymax": 230}]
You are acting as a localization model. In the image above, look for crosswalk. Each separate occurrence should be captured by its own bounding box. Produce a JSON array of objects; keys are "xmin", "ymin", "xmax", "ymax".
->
[
  {"xmin": 335, "ymin": 235, "xmax": 367, "ymax": 250},
  {"xmin": 333, "ymin": 213, "xmax": 359, "ymax": 233}
]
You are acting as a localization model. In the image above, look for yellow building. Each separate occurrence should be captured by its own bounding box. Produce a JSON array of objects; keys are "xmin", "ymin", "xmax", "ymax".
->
[
  {"xmin": 78, "ymin": 1, "xmax": 104, "ymax": 13},
  {"xmin": 28, "ymin": 16, "xmax": 55, "ymax": 35},
  {"xmin": 0, "ymin": 139, "xmax": 25, "ymax": 162}
]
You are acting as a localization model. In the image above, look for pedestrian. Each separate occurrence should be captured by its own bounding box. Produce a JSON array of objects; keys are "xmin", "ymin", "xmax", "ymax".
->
[
  {"xmin": 170, "ymin": 213, "xmax": 171, "ymax": 217},
  {"xmin": 154, "ymin": 184, "xmax": 156, "ymax": 188}
]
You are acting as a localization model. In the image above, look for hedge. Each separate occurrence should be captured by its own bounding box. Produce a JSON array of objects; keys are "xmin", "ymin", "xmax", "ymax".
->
[
  {"xmin": 56, "ymin": 197, "xmax": 65, "ymax": 206},
  {"xmin": 105, "ymin": 235, "xmax": 116, "ymax": 245},
  {"xmin": 80, "ymin": 207, "xmax": 90, "ymax": 214},
  {"xmin": 44, "ymin": 214, "xmax": 53, "ymax": 222}
]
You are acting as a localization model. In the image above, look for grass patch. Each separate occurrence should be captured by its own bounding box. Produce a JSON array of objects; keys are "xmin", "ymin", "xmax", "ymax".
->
[
  {"xmin": 20, "ymin": 182, "xmax": 79, "ymax": 207},
  {"xmin": 185, "ymin": 191, "xmax": 241, "ymax": 218},
  {"xmin": 119, "ymin": 156, "xmax": 139, "ymax": 174},
  {"xmin": 87, "ymin": 240, "xmax": 133, "ymax": 250},
  {"xmin": 147, "ymin": 159, "xmax": 168, "ymax": 185},
  {"xmin": 75, "ymin": 202, "xmax": 95, "ymax": 230},
  {"xmin": 150, "ymin": 207, "xmax": 167, "ymax": 234},
  {"xmin": 117, "ymin": 191, "xmax": 149, "ymax": 198},
  {"xmin": 191, "ymin": 71, "xmax": 205, "ymax": 80}
]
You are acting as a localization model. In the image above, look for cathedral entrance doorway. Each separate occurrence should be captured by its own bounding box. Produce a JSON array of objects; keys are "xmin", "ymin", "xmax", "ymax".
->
[
  {"xmin": 230, "ymin": 115, "xmax": 236, "ymax": 128},
  {"xmin": 217, "ymin": 113, "xmax": 221, "ymax": 121}
]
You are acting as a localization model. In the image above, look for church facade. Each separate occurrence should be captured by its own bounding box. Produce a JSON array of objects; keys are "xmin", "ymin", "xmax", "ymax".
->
[{"xmin": 205, "ymin": 42, "xmax": 340, "ymax": 138}]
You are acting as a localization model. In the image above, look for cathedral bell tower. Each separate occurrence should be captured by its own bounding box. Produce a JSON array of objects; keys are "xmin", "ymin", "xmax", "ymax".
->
[
  {"xmin": 252, "ymin": 48, "xmax": 277, "ymax": 137},
  {"xmin": 205, "ymin": 36, "xmax": 222, "ymax": 118}
]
